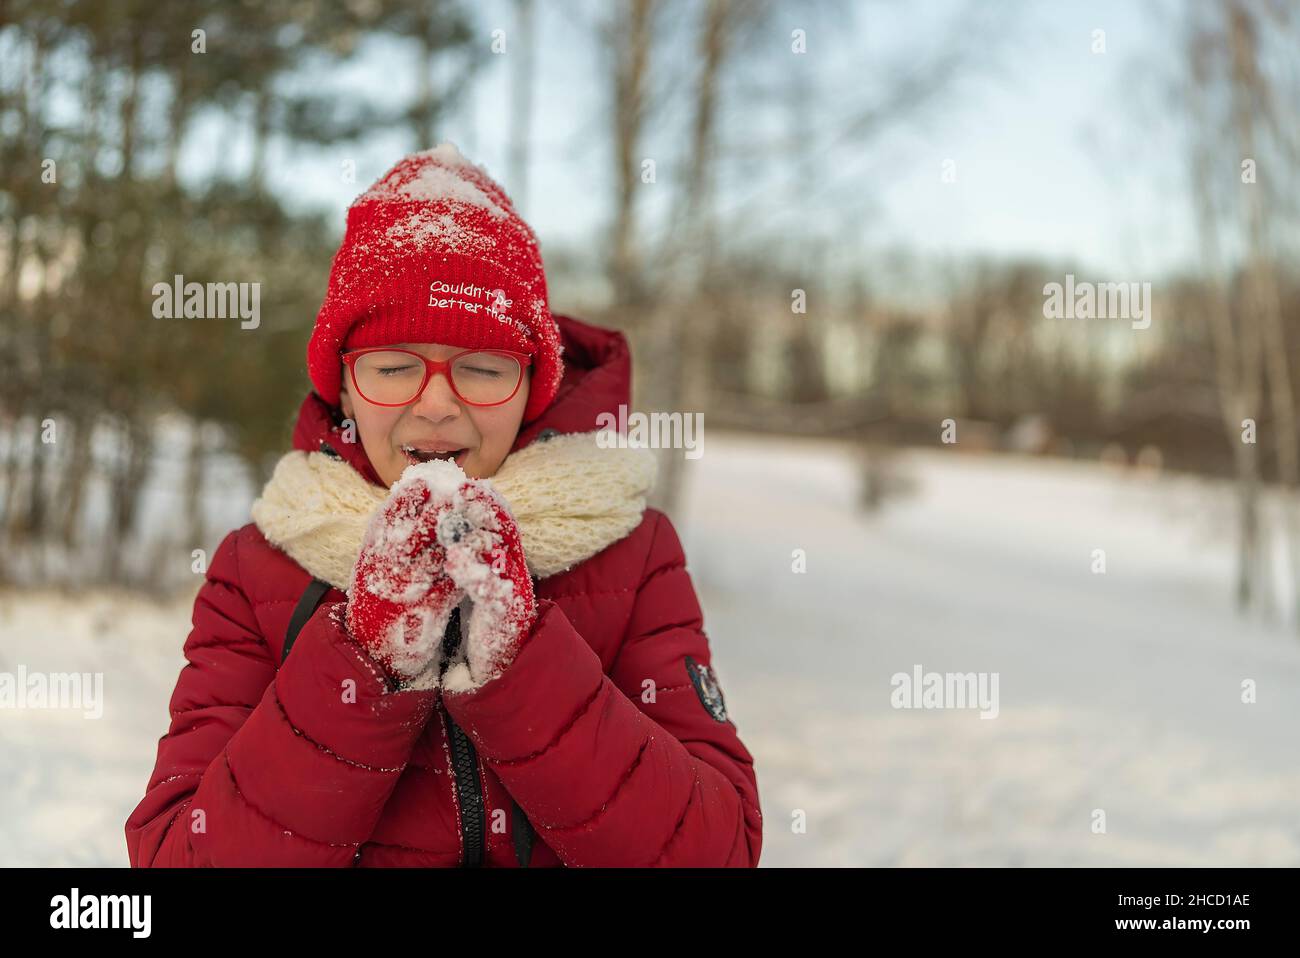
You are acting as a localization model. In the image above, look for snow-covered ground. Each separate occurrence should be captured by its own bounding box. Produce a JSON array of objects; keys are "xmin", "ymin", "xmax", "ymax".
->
[
  {"xmin": 2, "ymin": 432, "xmax": 1298, "ymax": 866},
  {"xmin": 680, "ymin": 436, "xmax": 1300, "ymax": 867}
]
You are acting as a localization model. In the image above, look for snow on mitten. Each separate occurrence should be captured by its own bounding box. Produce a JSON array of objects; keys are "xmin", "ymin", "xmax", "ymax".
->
[
  {"xmin": 436, "ymin": 481, "xmax": 537, "ymax": 692},
  {"xmin": 344, "ymin": 462, "xmax": 471, "ymax": 689}
]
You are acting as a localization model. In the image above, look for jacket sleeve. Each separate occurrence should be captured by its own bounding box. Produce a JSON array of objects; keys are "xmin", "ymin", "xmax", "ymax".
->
[
  {"xmin": 441, "ymin": 510, "xmax": 763, "ymax": 867},
  {"xmin": 125, "ymin": 529, "xmax": 438, "ymax": 867}
]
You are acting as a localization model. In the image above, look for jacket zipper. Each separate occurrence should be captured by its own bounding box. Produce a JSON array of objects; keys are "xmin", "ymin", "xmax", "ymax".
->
[
  {"xmin": 440, "ymin": 603, "xmax": 537, "ymax": 867},
  {"xmin": 440, "ymin": 605, "xmax": 485, "ymax": 867},
  {"xmin": 444, "ymin": 703, "xmax": 485, "ymax": 867}
]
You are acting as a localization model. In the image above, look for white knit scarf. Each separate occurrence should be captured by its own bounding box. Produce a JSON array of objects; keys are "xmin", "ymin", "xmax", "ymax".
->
[{"xmin": 250, "ymin": 432, "xmax": 658, "ymax": 592}]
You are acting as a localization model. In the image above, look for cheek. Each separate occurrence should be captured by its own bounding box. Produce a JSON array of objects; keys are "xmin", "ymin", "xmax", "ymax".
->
[
  {"xmin": 354, "ymin": 407, "xmax": 402, "ymax": 448},
  {"xmin": 470, "ymin": 400, "xmax": 526, "ymax": 452},
  {"xmin": 471, "ymin": 411, "xmax": 510, "ymax": 449}
]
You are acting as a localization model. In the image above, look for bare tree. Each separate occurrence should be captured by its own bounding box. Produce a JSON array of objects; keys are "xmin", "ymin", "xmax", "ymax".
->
[
  {"xmin": 1179, "ymin": 0, "xmax": 1300, "ymax": 621},
  {"xmin": 602, "ymin": 0, "xmax": 660, "ymax": 312},
  {"xmin": 507, "ymin": 0, "xmax": 537, "ymax": 214},
  {"xmin": 1226, "ymin": 1, "xmax": 1300, "ymax": 629},
  {"xmin": 641, "ymin": 1, "xmax": 1002, "ymax": 514}
]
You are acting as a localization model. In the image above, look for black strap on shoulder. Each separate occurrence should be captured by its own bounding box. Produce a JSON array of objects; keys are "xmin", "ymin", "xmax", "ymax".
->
[
  {"xmin": 512, "ymin": 800, "xmax": 534, "ymax": 867},
  {"xmin": 282, "ymin": 577, "xmax": 333, "ymax": 665}
]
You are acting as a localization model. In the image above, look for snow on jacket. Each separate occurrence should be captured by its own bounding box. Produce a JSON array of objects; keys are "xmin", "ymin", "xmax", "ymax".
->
[{"xmin": 124, "ymin": 313, "xmax": 763, "ymax": 867}]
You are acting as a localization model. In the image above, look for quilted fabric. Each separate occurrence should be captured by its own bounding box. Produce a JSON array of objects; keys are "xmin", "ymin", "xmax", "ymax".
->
[{"xmin": 124, "ymin": 313, "xmax": 763, "ymax": 867}]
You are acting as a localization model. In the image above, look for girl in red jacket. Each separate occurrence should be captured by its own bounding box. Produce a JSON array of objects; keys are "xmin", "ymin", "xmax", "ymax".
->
[{"xmin": 125, "ymin": 145, "xmax": 762, "ymax": 867}]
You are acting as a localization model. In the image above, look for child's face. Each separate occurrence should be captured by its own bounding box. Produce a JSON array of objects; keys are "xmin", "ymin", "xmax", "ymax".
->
[{"xmin": 340, "ymin": 342, "xmax": 531, "ymax": 486}]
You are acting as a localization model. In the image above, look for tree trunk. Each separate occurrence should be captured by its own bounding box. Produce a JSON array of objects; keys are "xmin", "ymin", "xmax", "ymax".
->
[
  {"xmin": 508, "ymin": 0, "xmax": 536, "ymax": 214},
  {"xmin": 55, "ymin": 414, "xmax": 94, "ymax": 550},
  {"xmin": 184, "ymin": 420, "xmax": 207, "ymax": 560},
  {"xmin": 1227, "ymin": 1, "xmax": 1300, "ymax": 628}
]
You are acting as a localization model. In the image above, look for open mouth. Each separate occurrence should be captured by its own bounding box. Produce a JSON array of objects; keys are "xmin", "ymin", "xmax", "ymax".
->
[{"xmin": 401, "ymin": 445, "xmax": 469, "ymax": 468}]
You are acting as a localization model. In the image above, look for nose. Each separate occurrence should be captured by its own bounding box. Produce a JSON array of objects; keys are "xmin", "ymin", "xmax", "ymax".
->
[{"xmin": 408, "ymin": 367, "xmax": 462, "ymax": 421}]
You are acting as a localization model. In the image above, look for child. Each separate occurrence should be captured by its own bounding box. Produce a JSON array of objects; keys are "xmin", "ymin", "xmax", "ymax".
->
[{"xmin": 124, "ymin": 145, "xmax": 762, "ymax": 867}]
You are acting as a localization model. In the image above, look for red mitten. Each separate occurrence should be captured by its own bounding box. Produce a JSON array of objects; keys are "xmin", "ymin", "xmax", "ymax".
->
[
  {"xmin": 345, "ymin": 464, "xmax": 467, "ymax": 688},
  {"xmin": 436, "ymin": 480, "xmax": 537, "ymax": 692}
]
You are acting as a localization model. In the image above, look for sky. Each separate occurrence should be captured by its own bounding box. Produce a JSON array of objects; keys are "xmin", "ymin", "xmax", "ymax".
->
[
  {"xmin": 872, "ymin": 0, "xmax": 1194, "ymax": 280},
  {"xmin": 188, "ymin": 0, "xmax": 1201, "ymax": 289}
]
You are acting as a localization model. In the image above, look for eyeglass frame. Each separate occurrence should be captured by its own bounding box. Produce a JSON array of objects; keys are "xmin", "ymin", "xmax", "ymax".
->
[{"xmin": 340, "ymin": 346, "xmax": 533, "ymax": 408}]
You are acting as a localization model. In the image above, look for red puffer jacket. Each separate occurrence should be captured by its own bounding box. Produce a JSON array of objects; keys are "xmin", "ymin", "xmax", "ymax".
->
[{"xmin": 125, "ymin": 314, "xmax": 762, "ymax": 867}]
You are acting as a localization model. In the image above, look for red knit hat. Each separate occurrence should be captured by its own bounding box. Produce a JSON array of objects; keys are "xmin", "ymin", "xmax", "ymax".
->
[{"xmin": 307, "ymin": 144, "xmax": 563, "ymax": 424}]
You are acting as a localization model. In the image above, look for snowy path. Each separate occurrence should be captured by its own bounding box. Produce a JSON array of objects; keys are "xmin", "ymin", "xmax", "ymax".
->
[{"xmin": 2, "ymin": 434, "xmax": 1297, "ymax": 866}]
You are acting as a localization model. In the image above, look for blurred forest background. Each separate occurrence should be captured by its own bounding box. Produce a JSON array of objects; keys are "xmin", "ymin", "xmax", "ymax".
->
[{"xmin": 2, "ymin": 0, "xmax": 1300, "ymax": 621}]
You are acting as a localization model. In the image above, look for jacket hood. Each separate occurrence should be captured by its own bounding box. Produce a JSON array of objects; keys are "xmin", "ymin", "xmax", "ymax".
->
[{"xmin": 290, "ymin": 312, "xmax": 632, "ymax": 489}]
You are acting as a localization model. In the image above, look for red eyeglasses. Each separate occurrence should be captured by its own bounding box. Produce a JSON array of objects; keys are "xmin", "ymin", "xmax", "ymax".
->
[{"xmin": 341, "ymin": 347, "xmax": 532, "ymax": 407}]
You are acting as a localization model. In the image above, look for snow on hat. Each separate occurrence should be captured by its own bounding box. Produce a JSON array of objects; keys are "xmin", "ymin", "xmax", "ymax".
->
[{"xmin": 306, "ymin": 144, "xmax": 563, "ymax": 424}]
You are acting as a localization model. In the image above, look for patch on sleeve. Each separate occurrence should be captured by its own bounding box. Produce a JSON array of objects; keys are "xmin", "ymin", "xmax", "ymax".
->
[{"xmin": 685, "ymin": 656, "xmax": 729, "ymax": 723}]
